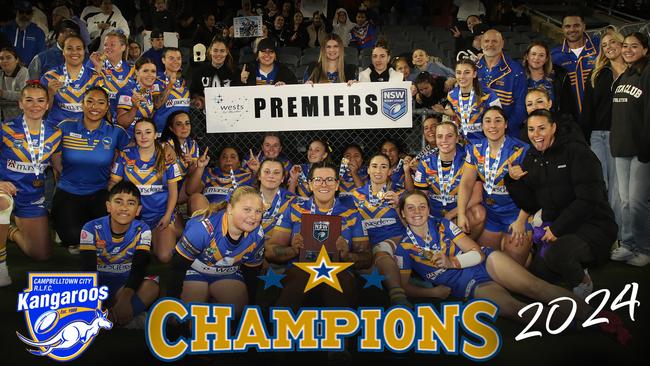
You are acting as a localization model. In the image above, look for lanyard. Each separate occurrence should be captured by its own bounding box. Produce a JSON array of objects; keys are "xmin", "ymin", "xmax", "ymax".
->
[
  {"xmin": 436, "ymin": 155, "xmax": 455, "ymax": 206},
  {"xmin": 310, "ymin": 198, "xmax": 336, "ymax": 215},
  {"xmin": 230, "ymin": 169, "xmax": 238, "ymax": 188},
  {"xmin": 367, "ymin": 183, "xmax": 386, "ymax": 206},
  {"xmin": 262, "ymin": 189, "xmax": 283, "ymax": 220},
  {"xmin": 62, "ymin": 64, "xmax": 84, "ymax": 88},
  {"xmin": 104, "ymin": 58, "xmax": 123, "ymax": 72},
  {"xmin": 21, "ymin": 117, "xmax": 45, "ymax": 176},
  {"xmin": 405, "ymin": 225, "xmax": 439, "ymax": 258},
  {"xmin": 484, "ymin": 139, "xmax": 505, "ymax": 195},
  {"xmin": 458, "ymin": 89, "xmax": 475, "ymax": 128}
]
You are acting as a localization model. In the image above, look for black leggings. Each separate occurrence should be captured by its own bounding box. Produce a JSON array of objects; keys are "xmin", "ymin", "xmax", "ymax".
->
[
  {"xmin": 52, "ymin": 188, "xmax": 109, "ymax": 246},
  {"xmin": 529, "ymin": 234, "xmax": 595, "ymax": 288}
]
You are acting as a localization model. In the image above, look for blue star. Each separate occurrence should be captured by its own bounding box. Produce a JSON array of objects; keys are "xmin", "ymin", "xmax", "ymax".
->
[
  {"xmin": 361, "ymin": 268, "xmax": 385, "ymax": 289},
  {"xmin": 257, "ymin": 269, "xmax": 286, "ymax": 289},
  {"xmin": 315, "ymin": 262, "xmax": 334, "ymax": 279}
]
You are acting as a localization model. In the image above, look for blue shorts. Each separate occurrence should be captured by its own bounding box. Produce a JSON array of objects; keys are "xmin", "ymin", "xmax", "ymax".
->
[
  {"xmin": 435, "ymin": 247, "xmax": 494, "ymax": 299},
  {"xmin": 13, "ymin": 195, "xmax": 48, "ymax": 218},
  {"xmin": 185, "ymin": 269, "xmax": 244, "ymax": 285},
  {"xmin": 484, "ymin": 206, "xmax": 519, "ymax": 233}
]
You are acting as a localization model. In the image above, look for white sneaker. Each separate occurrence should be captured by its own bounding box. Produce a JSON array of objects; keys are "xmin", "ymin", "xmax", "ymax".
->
[
  {"xmin": 626, "ymin": 252, "xmax": 650, "ymax": 267},
  {"xmin": 572, "ymin": 269, "xmax": 593, "ymax": 300},
  {"xmin": 124, "ymin": 312, "xmax": 147, "ymax": 330},
  {"xmin": 610, "ymin": 246, "xmax": 635, "ymax": 261},
  {"xmin": 0, "ymin": 262, "xmax": 11, "ymax": 287},
  {"xmin": 67, "ymin": 245, "xmax": 80, "ymax": 255}
]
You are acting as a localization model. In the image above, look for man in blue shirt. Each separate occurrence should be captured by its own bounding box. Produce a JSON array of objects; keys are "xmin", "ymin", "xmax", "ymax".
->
[
  {"xmin": 551, "ymin": 13, "xmax": 600, "ymax": 120},
  {"xmin": 28, "ymin": 20, "xmax": 81, "ymax": 79},
  {"xmin": 1, "ymin": 1, "xmax": 46, "ymax": 64},
  {"xmin": 476, "ymin": 29, "xmax": 527, "ymax": 138}
]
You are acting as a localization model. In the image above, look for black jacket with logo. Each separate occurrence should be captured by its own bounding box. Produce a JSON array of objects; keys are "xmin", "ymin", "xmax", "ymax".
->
[
  {"xmin": 610, "ymin": 61, "xmax": 650, "ymax": 160},
  {"xmin": 505, "ymin": 122, "xmax": 617, "ymax": 263},
  {"xmin": 189, "ymin": 62, "xmax": 240, "ymax": 97}
]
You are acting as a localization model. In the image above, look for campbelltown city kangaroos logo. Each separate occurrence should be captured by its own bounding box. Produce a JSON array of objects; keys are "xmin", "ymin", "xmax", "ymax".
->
[
  {"xmin": 16, "ymin": 273, "xmax": 111, "ymax": 361},
  {"xmin": 381, "ymin": 88, "xmax": 408, "ymax": 121}
]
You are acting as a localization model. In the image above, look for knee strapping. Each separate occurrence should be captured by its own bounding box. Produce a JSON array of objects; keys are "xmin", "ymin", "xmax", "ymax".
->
[{"xmin": 0, "ymin": 194, "xmax": 14, "ymax": 225}]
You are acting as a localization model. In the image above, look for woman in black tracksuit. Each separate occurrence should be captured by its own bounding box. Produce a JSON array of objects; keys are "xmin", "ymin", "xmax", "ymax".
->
[
  {"xmin": 505, "ymin": 109, "xmax": 617, "ymax": 299},
  {"xmin": 240, "ymin": 38, "xmax": 298, "ymax": 86}
]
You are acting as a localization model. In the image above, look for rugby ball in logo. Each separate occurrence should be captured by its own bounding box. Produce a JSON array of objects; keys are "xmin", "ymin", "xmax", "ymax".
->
[
  {"xmin": 390, "ymin": 103, "xmax": 402, "ymax": 115},
  {"xmin": 34, "ymin": 310, "xmax": 59, "ymax": 334}
]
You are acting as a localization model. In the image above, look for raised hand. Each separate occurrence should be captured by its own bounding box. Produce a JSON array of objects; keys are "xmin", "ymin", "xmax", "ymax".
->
[
  {"xmin": 508, "ymin": 162, "xmax": 528, "ymax": 180},
  {"xmin": 197, "ymin": 147, "xmax": 210, "ymax": 168},
  {"xmin": 241, "ymin": 64, "xmax": 249, "ymax": 84}
]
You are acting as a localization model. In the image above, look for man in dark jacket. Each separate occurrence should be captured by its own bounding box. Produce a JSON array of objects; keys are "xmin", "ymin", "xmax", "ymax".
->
[{"xmin": 505, "ymin": 109, "xmax": 617, "ymax": 299}]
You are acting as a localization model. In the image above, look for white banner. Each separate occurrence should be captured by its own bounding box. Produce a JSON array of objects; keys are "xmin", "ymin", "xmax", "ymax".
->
[{"xmin": 205, "ymin": 82, "xmax": 413, "ymax": 133}]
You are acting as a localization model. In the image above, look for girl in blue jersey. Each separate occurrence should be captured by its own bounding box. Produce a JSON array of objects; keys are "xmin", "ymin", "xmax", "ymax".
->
[
  {"xmin": 116, "ymin": 57, "xmax": 157, "ymax": 138},
  {"xmin": 160, "ymin": 110, "xmax": 200, "ymax": 206},
  {"xmin": 257, "ymin": 158, "xmax": 295, "ymax": 239},
  {"xmin": 288, "ymin": 138, "xmax": 331, "ymax": 198},
  {"xmin": 267, "ymin": 161, "xmax": 370, "ymax": 311},
  {"xmin": 168, "ymin": 186, "xmax": 265, "ymax": 317},
  {"xmin": 109, "ymin": 119, "xmax": 183, "ymax": 263},
  {"xmin": 52, "ymin": 87, "xmax": 130, "ymax": 254},
  {"xmin": 522, "ymin": 42, "xmax": 556, "ymax": 106},
  {"xmin": 396, "ymin": 191, "xmax": 632, "ymax": 345},
  {"xmin": 457, "ymin": 106, "xmax": 531, "ymax": 265},
  {"xmin": 395, "ymin": 190, "xmax": 627, "ymax": 332},
  {"xmin": 89, "ymin": 30, "xmax": 135, "ymax": 118},
  {"xmin": 41, "ymin": 35, "xmax": 102, "ymax": 125},
  {"xmin": 186, "ymin": 146, "xmax": 255, "ymax": 213},
  {"xmin": 0, "ymin": 83, "xmax": 62, "ymax": 285},
  {"xmin": 446, "ymin": 59, "xmax": 502, "ymax": 145},
  {"xmin": 152, "ymin": 47, "xmax": 190, "ymax": 132},
  {"xmin": 352, "ymin": 153, "xmax": 448, "ymax": 306},
  {"xmin": 381, "ymin": 138, "xmax": 414, "ymax": 192},
  {"xmin": 413, "ymin": 121, "xmax": 486, "ymax": 237},
  {"xmin": 241, "ymin": 132, "xmax": 293, "ymax": 177},
  {"xmin": 338, "ymin": 143, "xmax": 368, "ymax": 197}
]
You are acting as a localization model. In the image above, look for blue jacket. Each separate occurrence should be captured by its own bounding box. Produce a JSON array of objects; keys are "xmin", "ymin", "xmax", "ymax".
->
[
  {"xmin": 551, "ymin": 33, "xmax": 600, "ymax": 118},
  {"xmin": 141, "ymin": 48, "xmax": 165, "ymax": 73},
  {"xmin": 477, "ymin": 52, "xmax": 528, "ymax": 137},
  {"xmin": 1, "ymin": 21, "xmax": 46, "ymax": 65},
  {"xmin": 29, "ymin": 44, "xmax": 63, "ymax": 79}
]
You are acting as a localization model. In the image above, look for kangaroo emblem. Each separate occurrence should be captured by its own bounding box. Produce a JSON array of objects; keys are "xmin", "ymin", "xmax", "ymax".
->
[{"xmin": 17, "ymin": 309, "xmax": 113, "ymax": 356}]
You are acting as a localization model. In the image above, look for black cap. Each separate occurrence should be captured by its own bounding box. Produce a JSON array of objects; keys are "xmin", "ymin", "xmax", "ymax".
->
[
  {"xmin": 472, "ymin": 23, "xmax": 489, "ymax": 36},
  {"xmin": 257, "ymin": 38, "xmax": 277, "ymax": 53},
  {"xmin": 57, "ymin": 19, "xmax": 80, "ymax": 35},
  {"xmin": 150, "ymin": 30, "xmax": 164, "ymax": 39}
]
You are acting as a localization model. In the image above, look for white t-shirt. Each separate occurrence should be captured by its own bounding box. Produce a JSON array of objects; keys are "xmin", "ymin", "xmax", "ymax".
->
[{"xmin": 571, "ymin": 46, "xmax": 585, "ymax": 58}]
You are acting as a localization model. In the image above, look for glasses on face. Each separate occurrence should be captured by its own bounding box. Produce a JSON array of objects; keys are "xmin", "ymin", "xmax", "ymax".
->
[{"xmin": 310, "ymin": 177, "xmax": 338, "ymax": 186}]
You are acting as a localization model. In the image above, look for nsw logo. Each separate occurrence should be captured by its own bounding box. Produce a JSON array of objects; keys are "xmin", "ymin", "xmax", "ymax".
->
[
  {"xmin": 16, "ymin": 273, "xmax": 111, "ymax": 361},
  {"xmin": 313, "ymin": 221, "xmax": 330, "ymax": 243},
  {"xmin": 381, "ymin": 88, "xmax": 408, "ymax": 121}
]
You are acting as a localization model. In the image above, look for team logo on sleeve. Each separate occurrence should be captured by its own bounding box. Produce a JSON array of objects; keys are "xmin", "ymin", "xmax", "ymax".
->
[
  {"xmin": 313, "ymin": 221, "xmax": 330, "ymax": 243},
  {"xmin": 16, "ymin": 273, "xmax": 111, "ymax": 361},
  {"xmin": 381, "ymin": 88, "xmax": 408, "ymax": 121}
]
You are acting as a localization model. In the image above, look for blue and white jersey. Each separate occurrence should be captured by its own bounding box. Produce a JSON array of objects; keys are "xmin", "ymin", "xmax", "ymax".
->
[
  {"xmin": 116, "ymin": 79, "xmax": 155, "ymax": 138},
  {"xmin": 110, "ymin": 147, "xmax": 182, "ymax": 224},
  {"xmin": 260, "ymin": 188, "xmax": 295, "ymax": 238},
  {"xmin": 413, "ymin": 145, "xmax": 466, "ymax": 217},
  {"xmin": 93, "ymin": 59, "xmax": 136, "ymax": 117},
  {"xmin": 176, "ymin": 210, "xmax": 265, "ymax": 276},
  {"xmin": 152, "ymin": 72, "xmax": 190, "ymax": 132},
  {"xmin": 0, "ymin": 116, "xmax": 61, "ymax": 203},
  {"xmin": 80, "ymin": 215, "xmax": 152, "ymax": 275},
  {"xmin": 447, "ymin": 87, "xmax": 501, "ymax": 144},
  {"xmin": 57, "ymin": 119, "xmax": 130, "ymax": 195},
  {"xmin": 351, "ymin": 182, "xmax": 405, "ymax": 245},
  {"xmin": 41, "ymin": 64, "xmax": 102, "ymax": 125},
  {"xmin": 201, "ymin": 167, "xmax": 255, "ymax": 204},
  {"xmin": 464, "ymin": 137, "xmax": 528, "ymax": 213}
]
